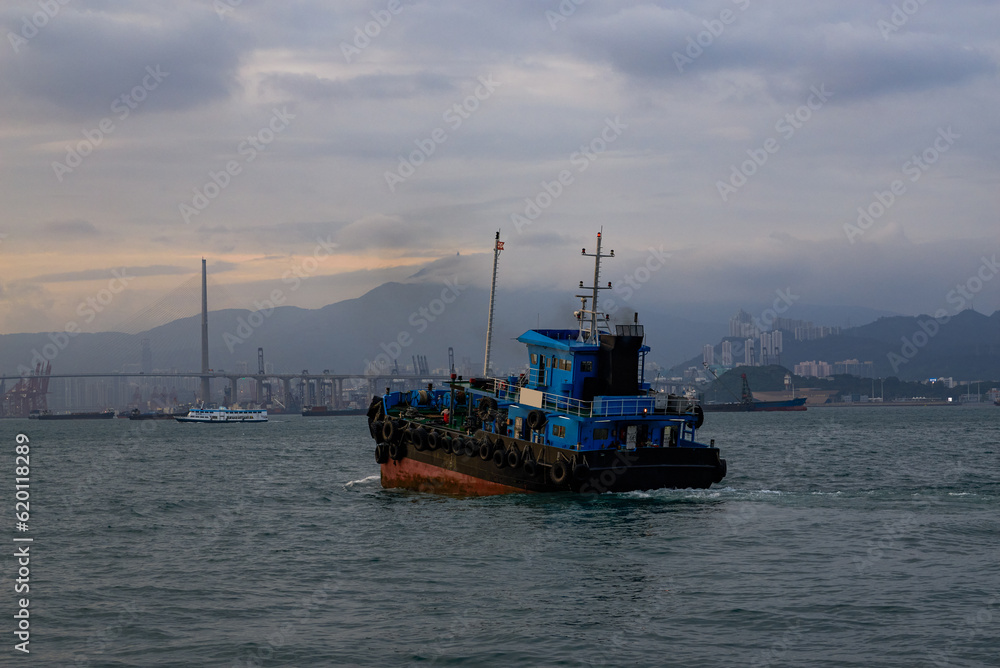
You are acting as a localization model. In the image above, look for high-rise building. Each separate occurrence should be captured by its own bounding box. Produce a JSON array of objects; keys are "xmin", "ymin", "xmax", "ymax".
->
[
  {"xmin": 730, "ymin": 309, "xmax": 759, "ymax": 338},
  {"xmin": 703, "ymin": 344, "xmax": 714, "ymax": 366},
  {"xmin": 794, "ymin": 360, "xmax": 833, "ymax": 377},
  {"xmin": 833, "ymin": 359, "xmax": 875, "ymax": 378},
  {"xmin": 744, "ymin": 338, "xmax": 755, "ymax": 366},
  {"xmin": 721, "ymin": 341, "xmax": 733, "ymax": 367}
]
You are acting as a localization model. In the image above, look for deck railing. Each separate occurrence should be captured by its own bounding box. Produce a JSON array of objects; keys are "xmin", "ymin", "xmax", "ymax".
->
[{"xmin": 470, "ymin": 376, "xmax": 699, "ymax": 418}]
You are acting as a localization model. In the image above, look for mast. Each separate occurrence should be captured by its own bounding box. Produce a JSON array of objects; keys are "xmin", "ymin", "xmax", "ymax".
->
[
  {"xmin": 200, "ymin": 258, "xmax": 210, "ymax": 403},
  {"xmin": 578, "ymin": 230, "xmax": 614, "ymax": 340},
  {"xmin": 483, "ymin": 231, "xmax": 503, "ymax": 376}
]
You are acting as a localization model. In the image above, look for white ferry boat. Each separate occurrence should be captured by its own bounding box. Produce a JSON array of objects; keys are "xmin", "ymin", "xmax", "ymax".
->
[{"xmin": 174, "ymin": 407, "xmax": 268, "ymax": 423}]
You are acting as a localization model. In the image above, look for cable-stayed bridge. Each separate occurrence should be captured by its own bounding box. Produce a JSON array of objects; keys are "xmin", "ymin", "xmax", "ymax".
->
[{"xmin": 0, "ymin": 261, "xmax": 448, "ymax": 416}]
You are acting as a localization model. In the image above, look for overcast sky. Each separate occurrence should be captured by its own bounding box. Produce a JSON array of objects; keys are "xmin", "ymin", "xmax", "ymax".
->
[{"xmin": 1, "ymin": 0, "xmax": 998, "ymax": 335}]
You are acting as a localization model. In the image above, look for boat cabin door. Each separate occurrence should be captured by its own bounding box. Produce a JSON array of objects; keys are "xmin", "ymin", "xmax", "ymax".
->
[{"xmin": 625, "ymin": 425, "xmax": 637, "ymax": 450}]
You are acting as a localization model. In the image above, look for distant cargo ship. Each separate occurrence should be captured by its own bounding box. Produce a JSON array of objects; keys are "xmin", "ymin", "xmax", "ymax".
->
[
  {"xmin": 301, "ymin": 405, "xmax": 367, "ymax": 416},
  {"xmin": 702, "ymin": 397, "xmax": 807, "ymax": 412},
  {"xmin": 128, "ymin": 409, "xmax": 179, "ymax": 420},
  {"xmin": 31, "ymin": 409, "xmax": 116, "ymax": 420},
  {"xmin": 702, "ymin": 373, "xmax": 807, "ymax": 412}
]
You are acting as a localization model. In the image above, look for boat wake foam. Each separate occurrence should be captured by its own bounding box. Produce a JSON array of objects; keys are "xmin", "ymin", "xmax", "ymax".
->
[{"xmin": 344, "ymin": 475, "xmax": 380, "ymax": 490}]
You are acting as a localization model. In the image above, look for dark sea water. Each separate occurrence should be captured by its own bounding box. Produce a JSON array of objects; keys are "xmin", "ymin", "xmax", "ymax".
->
[{"xmin": 2, "ymin": 407, "xmax": 998, "ymax": 667}]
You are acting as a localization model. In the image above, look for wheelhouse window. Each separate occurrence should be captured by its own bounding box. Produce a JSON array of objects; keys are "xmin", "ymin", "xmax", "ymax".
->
[
  {"xmin": 531, "ymin": 353, "xmax": 538, "ymax": 364},
  {"xmin": 553, "ymin": 425, "xmax": 566, "ymax": 438},
  {"xmin": 593, "ymin": 428, "xmax": 609, "ymax": 440},
  {"xmin": 580, "ymin": 361, "xmax": 593, "ymax": 372}
]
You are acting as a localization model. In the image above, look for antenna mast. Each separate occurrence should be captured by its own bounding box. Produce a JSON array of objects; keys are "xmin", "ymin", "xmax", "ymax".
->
[
  {"xmin": 483, "ymin": 231, "xmax": 503, "ymax": 376},
  {"xmin": 200, "ymin": 258, "xmax": 210, "ymax": 403},
  {"xmin": 578, "ymin": 230, "xmax": 614, "ymax": 340}
]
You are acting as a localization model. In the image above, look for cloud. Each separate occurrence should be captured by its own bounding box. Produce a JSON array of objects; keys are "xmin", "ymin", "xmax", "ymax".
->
[
  {"xmin": 0, "ymin": 0, "xmax": 998, "ymax": 335},
  {"xmin": 29, "ymin": 265, "xmax": 190, "ymax": 284},
  {"xmin": 259, "ymin": 71, "xmax": 457, "ymax": 102},
  {"xmin": 570, "ymin": 4, "xmax": 997, "ymax": 102},
  {"xmin": 0, "ymin": 5, "xmax": 248, "ymax": 121},
  {"xmin": 41, "ymin": 220, "xmax": 100, "ymax": 237},
  {"xmin": 334, "ymin": 214, "xmax": 440, "ymax": 253}
]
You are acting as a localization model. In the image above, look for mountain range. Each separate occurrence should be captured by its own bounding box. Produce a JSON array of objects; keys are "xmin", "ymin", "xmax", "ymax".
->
[
  {"xmin": 3, "ymin": 277, "xmax": 991, "ymax": 382},
  {"xmin": 0, "ymin": 282, "xmax": 724, "ymax": 379}
]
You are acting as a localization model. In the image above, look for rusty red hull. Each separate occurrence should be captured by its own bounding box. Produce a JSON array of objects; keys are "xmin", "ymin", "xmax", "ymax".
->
[{"xmin": 380, "ymin": 456, "xmax": 527, "ymax": 496}]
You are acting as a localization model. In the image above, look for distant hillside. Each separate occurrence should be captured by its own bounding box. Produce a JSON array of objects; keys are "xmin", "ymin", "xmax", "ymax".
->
[
  {"xmin": 673, "ymin": 309, "xmax": 1000, "ymax": 382},
  {"xmin": 0, "ymin": 282, "xmax": 725, "ymax": 377}
]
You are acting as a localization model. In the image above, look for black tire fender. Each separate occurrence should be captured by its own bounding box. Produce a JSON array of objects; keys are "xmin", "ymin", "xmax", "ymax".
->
[
  {"xmin": 526, "ymin": 410, "xmax": 546, "ymax": 430},
  {"xmin": 388, "ymin": 441, "xmax": 406, "ymax": 461},
  {"xmin": 382, "ymin": 420, "xmax": 397, "ymax": 443},
  {"xmin": 479, "ymin": 440, "xmax": 493, "ymax": 460},
  {"xmin": 550, "ymin": 459, "xmax": 570, "ymax": 485},
  {"xmin": 523, "ymin": 458, "xmax": 537, "ymax": 477},
  {"xmin": 506, "ymin": 446, "xmax": 521, "ymax": 468},
  {"xmin": 492, "ymin": 448, "xmax": 507, "ymax": 468}
]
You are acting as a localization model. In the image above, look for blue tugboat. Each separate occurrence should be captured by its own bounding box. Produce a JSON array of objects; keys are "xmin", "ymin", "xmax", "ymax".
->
[{"xmin": 366, "ymin": 232, "xmax": 727, "ymax": 494}]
